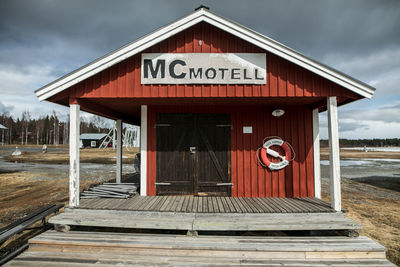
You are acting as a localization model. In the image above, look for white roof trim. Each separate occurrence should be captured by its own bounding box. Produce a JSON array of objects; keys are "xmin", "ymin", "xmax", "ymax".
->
[{"xmin": 35, "ymin": 8, "xmax": 375, "ymax": 101}]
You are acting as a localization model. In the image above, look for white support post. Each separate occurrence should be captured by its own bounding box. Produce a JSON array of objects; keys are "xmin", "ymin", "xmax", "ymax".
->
[
  {"xmin": 112, "ymin": 125, "xmax": 116, "ymax": 150},
  {"xmin": 327, "ymin": 97, "xmax": 341, "ymax": 211},
  {"xmin": 312, "ymin": 109, "xmax": 321, "ymax": 199},
  {"xmin": 116, "ymin": 119, "xmax": 122, "ymax": 183},
  {"xmin": 140, "ymin": 105, "xmax": 147, "ymax": 196},
  {"xmin": 69, "ymin": 104, "xmax": 80, "ymax": 207}
]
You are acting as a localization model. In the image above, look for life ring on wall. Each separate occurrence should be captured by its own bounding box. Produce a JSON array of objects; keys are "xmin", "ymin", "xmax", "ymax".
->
[{"xmin": 258, "ymin": 138, "xmax": 294, "ymax": 171}]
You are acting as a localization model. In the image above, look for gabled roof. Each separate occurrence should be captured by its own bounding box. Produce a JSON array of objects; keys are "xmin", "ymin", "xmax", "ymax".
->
[
  {"xmin": 80, "ymin": 133, "xmax": 107, "ymax": 140},
  {"xmin": 0, "ymin": 123, "xmax": 7, "ymax": 130},
  {"xmin": 35, "ymin": 7, "xmax": 375, "ymax": 101}
]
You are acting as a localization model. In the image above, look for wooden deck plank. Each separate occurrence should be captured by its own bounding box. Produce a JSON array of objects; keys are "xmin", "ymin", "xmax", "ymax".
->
[
  {"xmin": 266, "ymin": 198, "xmax": 289, "ymax": 213},
  {"xmin": 7, "ymin": 253, "xmax": 395, "ymax": 267},
  {"xmin": 254, "ymin": 198, "xmax": 274, "ymax": 213},
  {"xmin": 246, "ymin": 198, "xmax": 264, "ymax": 213},
  {"xmin": 219, "ymin": 197, "xmax": 230, "ymax": 213},
  {"xmin": 127, "ymin": 195, "xmax": 148, "ymax": 210},
  {"xmin": 86, "ymin": 199, "xmax": 109, "ymax": 209},
  {"xmin": 205, "ymin": 197, "xmax": 212, "ymax": 213},
  {"xmin": 175, "ymin": 196, "xmax": 186, "ymax": 212},
  {"xmin": 77, "ymin": 196, "xmax": 335, "ymax": 214},
  {"xmin": 151, "ymin": 196, "xmax": 166, "ymax": 211},
  {"xmin": 257, "ymin": 198, "xmax": 279, "ymax": 213},
  {"xmin": 305, "ymin": 197, "xmax": 334, "ymax": 212},
  {"xmin": 197, "ymin": 197, "xmax": 203, "ymax": 213},
  {"xmin": 6, "ymin": 230, "xmax": 393, "ymax": 267},
  {"xmin": 226, "ymin": 197, "xmax": 239, "ymax": 212},
  {"xmin": 230, "ymin": 197, "xmax": 245, "ymax": 213},
  {"xmin": 237, "ymin": 197, "xmax": 256, "ymax": 213},
  {"xmin": 216, "ymin": 197, "xmax": 225, "ymax": 213},
  {"xmin": 189, "ymin": 197, "xmax": 196, "ymax": 213},
  {"xmin": 49, "ymin": 208, "xmax": 361, "ymax": 231},
  {"xmin": 166, "ymin": 196, "xmax": 178, "ymax": 212},
  {"xmin": 284, "ymin": 199, "xmax": 308, "ymax": 213},
  {"xmin": 212, "ymin": 197, "xmax": 219, "ymax": 213},
  {"xmin": 294, "ymin": 198, "xmax": 329, "ymax": 212},
  {"xmin": 159, "ymin": 196, "xmax": 174, "ymax": 211},
  {"xmin": 222, "ymin": 197, "xmax": 232, "ymax": 212},
  {"xmin": 142, "ymin": 196, "xmax": 157, "ymax": 210},
  {"xmin": 289, "ymin": 198, "xmax": 319, "ymax": 213},
  {"xmin": 135, "ymin": 196, "xmax": 152, "ymax": 211},
  {"xmin": 282, "ymin": 198, "xmax": 310, "ymax": 212},
  {"xmin": 180, "ymin": 196, "xmax": 189, "ymax": 212},
  {"xmin": 186, "ymin": 196, "xmax": 193, "ymax": 212}
]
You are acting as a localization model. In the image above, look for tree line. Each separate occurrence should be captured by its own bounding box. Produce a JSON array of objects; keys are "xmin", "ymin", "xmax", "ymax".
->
[
  {"xmin": 0, "ymin": 111, "xmax": 110, "ymax": 145},
  {"xmin": 320, "ymin": 138, "xmax": 400, "ymax": 147}
]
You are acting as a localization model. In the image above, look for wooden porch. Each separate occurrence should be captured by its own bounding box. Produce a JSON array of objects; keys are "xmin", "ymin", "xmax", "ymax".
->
[
  {"xmin": 48, "ymin": 196, "xmax": 361, "ymax": 232},
  {"xmin": 78, "ymin": 195, "xmax": 334, "ymax": 213}
]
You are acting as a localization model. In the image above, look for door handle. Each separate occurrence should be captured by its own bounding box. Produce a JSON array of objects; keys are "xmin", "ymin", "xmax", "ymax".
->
[{"xmin": 189, "ymin": 147, "xmax": 196, "ymax": 154}]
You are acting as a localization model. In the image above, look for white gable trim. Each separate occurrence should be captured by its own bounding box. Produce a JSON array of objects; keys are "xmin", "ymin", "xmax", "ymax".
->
[{"xmin": 35, "ymin": 8, "xmax": 375, "ymax": 101}]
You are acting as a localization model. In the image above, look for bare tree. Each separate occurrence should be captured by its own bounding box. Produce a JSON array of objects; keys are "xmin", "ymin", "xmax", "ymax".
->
[
  {"xmin": 20, "ymin": 111, "xmax": 30, "ymax": 145},
  {"xmin": 91, "ymin": 115, "xmax": 106, "ymax": 132}
]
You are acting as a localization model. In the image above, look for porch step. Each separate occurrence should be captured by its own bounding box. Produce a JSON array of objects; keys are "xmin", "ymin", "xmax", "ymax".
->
[
  {"xmin": 5, "ymin": 230, "xmax": 395, "ymax": 266},
  {"xmin": 48, "ymin": 208, "xmax": 362, "ymax": 231}
]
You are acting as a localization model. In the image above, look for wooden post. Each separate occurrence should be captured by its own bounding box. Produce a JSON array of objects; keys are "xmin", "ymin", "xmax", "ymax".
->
[
  {"xmin": 140, "ymin": 105, "xmax": 147, "ymax": 196},
  {"xmin": 312, "ymin": 109, "xmax": 321, "ymax": 199},
  {"xmin": 327, "ymin": 97, "xmax": 341, "ymax": 211},
  {"xmin": 69, "ymin": 103, "xmax": 80, "ymax": 207},
  {"xmin": 116, "ymin": 119, "xmax": 122, "ymax": 183}
]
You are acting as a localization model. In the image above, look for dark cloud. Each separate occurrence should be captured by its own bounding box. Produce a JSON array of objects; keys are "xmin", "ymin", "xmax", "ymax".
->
[
  {"xmin": 0, "ymin": 101, "xmax": 14, "ymax": 114},
  {"xmin": 1, "ymin": 0, "xmax": 399, "ymax": 75}
]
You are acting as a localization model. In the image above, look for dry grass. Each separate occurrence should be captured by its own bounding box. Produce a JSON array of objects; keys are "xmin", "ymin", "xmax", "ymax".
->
[
  {"xmin": 3, "ymin": 146, "xmax": 139, "ymax": 164},
  {"xmin": 0, "ymin": 171, "xmax": 99, "ymax": 227},
  {"xmin": 322, "ymin": 178, "xmax": 400, "ymax": 265},
  {"xmin": 320, "ymin": 147, "xmax": 400, "ymax": 160}
]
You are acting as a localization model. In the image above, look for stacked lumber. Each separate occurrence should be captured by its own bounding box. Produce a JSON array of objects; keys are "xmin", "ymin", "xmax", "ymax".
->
[{"xmin": 80, "ymin": 183, "xmax": 137, "ymax": 199}]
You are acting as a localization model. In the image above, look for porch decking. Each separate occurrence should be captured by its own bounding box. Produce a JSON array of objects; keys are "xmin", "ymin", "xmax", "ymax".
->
[
  {"xmin": 48, "ymin": 196, "xmax": 362, "ymax": 232},
  {"xmin": 78, "ymin": 195, "xmax": 334, "ymax": 213}
]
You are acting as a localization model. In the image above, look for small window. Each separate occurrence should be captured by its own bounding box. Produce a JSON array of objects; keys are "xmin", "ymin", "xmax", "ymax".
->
[{"xmin": 91, "ymin": 141, "xmax": 97, "ymax": 147}]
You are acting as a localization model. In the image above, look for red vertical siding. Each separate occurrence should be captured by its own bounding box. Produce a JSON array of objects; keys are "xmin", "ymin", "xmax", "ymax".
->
[
  {"xmin": 68, "ymin": 22, "xmax": 357, "ymax": 101},
  {"xmin": 147, "ymin": 105, "xmax": 314, "ymax": 198}
]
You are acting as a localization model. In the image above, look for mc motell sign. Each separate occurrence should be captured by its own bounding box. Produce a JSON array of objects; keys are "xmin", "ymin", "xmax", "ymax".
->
[{"xmin": 141, "ymin": 53, "xmax": 266, "ymax": 84}]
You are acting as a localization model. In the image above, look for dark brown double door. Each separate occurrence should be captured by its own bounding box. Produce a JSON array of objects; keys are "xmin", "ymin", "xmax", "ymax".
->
[{"xmin": 156, "ymin": 113, "xmax": 231, "ymax": 196}]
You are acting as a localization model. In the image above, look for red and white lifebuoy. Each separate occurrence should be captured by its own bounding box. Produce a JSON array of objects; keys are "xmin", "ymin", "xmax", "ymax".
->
[{"xmin": 259, "ymin": 138, "xmax": 293, "ymax": 170}]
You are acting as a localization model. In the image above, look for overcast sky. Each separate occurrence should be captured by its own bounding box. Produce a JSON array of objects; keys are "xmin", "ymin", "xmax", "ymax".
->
[{"xmin": 0, "ymin": 0, "xmax": 399, "ymax": 139}]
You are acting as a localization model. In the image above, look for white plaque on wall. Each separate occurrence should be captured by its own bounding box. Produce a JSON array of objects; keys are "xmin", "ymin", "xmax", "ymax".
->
[
  {"xmin": 141, "ymin": 53, "xmax": 266, "ymax": 84},
  {"xmin": 243, "ymin": 126, "xmax": 253, "ymax": 134}
]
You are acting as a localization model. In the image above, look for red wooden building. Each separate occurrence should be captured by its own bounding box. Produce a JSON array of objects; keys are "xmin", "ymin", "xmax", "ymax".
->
[{"xmin": 36, "ymin": 7, "xmax": 374, "ymax": 211}]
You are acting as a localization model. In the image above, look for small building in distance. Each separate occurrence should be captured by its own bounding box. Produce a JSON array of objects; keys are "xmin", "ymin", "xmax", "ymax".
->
[
  {"xmin": 0, "ymin": 123, "xmax": 7, "ymax": 145},
  {"xmin": 80, "ymin": 133, "xmax": 107, "ymax": 148}
]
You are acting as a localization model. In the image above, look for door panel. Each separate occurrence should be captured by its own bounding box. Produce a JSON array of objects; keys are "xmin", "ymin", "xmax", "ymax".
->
[
  {"xmin": 196, "ymin": 114, "xmax": 231, "ymax": 196},
  {"xmin": 156, "ymin": 113, "xmax": 231, "ymax": 196},
  {"xmin": 156, "ymin": 114, "xmax": 194, "ymax": 195}
]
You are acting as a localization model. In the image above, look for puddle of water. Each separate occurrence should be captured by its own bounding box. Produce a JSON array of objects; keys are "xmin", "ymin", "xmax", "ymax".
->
[
  {"xmin": 320, "ymin": 159, "xmax": 372, "ymax": 166},
  {"xmin": 342, "ymin": 147, "xmax": 400, "ymax": 152},
  {"xmin": 0, "ymin": 158, "xmax": 136, "ymax": 182}
]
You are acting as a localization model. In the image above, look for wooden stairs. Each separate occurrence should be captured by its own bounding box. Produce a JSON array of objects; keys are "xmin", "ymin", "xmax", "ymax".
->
[{"xmin": 5, "ymin": 230, "xmax": 395, "ymax": 266}]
